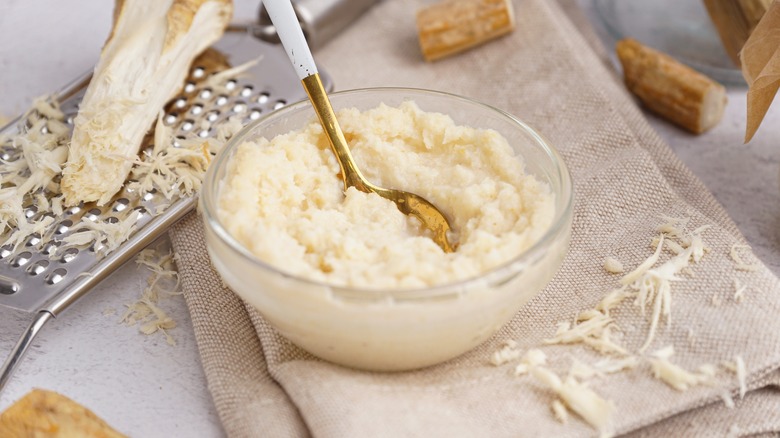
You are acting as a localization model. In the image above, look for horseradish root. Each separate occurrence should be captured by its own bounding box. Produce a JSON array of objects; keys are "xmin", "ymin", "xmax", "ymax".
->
[
  {"xmin": 416, "ymin": 0, "xmax": 515, "ymax": 62},
  {"xmin": 616, "ymin": 38, "xmax": 726, "ymax": 134},
  {"xmin": 60, "ymin": 0, "xmax": 232, "ymax": 206}
]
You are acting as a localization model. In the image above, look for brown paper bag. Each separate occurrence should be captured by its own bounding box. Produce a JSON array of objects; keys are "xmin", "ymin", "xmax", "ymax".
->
[{"xmin": 741, "ymin": 0, "xmax": 780, "ymax": 142}]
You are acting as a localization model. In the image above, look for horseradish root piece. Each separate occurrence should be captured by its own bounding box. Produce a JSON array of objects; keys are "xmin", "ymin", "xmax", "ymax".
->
[
  {"xmin": 616, "ymin": 38, "xmax": 727, "ymax": 134},
  {"xmin": 61, "ymin": 0, "xmax": 232, "ymax": 206},
  {"xmin": 0, "ymin": 389, "xmax": 126, "ymax": 437},
  {"xmin": 416, "ymin": 0, "xmax": 515, "ymax": 62}
]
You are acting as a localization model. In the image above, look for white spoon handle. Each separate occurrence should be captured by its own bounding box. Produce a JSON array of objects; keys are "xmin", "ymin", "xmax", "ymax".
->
[{"xmin": 263, "ymin": 0, "xmax": 318, "ymax": 80}]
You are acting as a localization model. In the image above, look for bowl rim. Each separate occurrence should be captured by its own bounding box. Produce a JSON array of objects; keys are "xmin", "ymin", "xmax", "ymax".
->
[{"xmin": 201, "ymin": 86, "xmax": 573, "ymax": 299}]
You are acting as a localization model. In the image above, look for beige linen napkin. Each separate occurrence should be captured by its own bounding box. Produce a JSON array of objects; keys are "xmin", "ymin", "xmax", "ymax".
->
[{"xmin": 170, "ymin": 0, "xmax": 780, "ymax": 436}]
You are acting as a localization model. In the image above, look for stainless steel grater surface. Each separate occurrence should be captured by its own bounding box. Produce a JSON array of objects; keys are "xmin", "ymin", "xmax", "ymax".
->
[{"xmin": 0, "ymin": 29, "xmax": 332, "ymax": 390}]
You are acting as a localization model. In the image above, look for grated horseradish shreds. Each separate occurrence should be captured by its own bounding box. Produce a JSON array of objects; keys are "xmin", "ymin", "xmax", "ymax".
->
[
  {"xmin": 648, "ymin": 346, "xmax": 715, "ymax": 391},
  {"xmin": 719, "ymin": 355, "xmax": 747, "ymax": 404},
  {"xmin": 530, "ymin": 365, "xmax": 615, "ymax": 437},
  {"xmin": 0, "ymin": 67, "xmax": 243, "ymax": 259},
  {"xmin": 720, "ymin": 390, "xmax": 735, "ymax": 409},
  {"xmin": 203, "ymin": 57, "xmax": 262, "ymax": 92},
  {"xmin": 625, "ymin": 221, "xmax": 709, "ymax": 353},
  {"xmin": 514, "ymin": 349, "xmax": 547, "ymax": 375},
  {"xmin": 543, "ymin": 310, "xmax": 628, "ymax": 355},
  {"xmin": 603, "ymin": 257, "xmax": 624, "ymax": 274},
  {"xmin": 0, "ymin": 98, "xmax": 69, "ymax": 243},
  {"xmin": 568, "ymin": 356, "xmax": 640, "ymax": 381},
  {"xmin": 551, "ymin": 399, "xmax": 568, "ymax": 424},
  {"xmin": 120, "ymin": 247, "xmax": 181, "ymax": 345},
  {"xmin": 733, "ymin": 278, "xmax": 747, "ymax": 303},
  {"xmin": 502, "ymin": 216, "xmax": 749, "ymax": 433},
  {"xmin": 544, "ymin": 284, "xmax": 635, "ymax": 356},
  {"xmin": 489, "ymin": 340, "xmax": 522, "ymax": 366},
  {"xmin": 711, "ymin": 295, "xmax": 722, "ymax": 307},
  {"xmin": 729, "ymin": 244, "xmax": 760, "ymax": 272}
]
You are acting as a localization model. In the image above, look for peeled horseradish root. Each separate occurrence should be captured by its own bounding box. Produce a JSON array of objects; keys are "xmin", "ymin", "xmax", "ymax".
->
[
  {"xmin": 616, "ymin": 38, "xmax": 727, "ymax": 135},
  {"xmin": 60, "ymin": 0, "xmax": 233, "ymax": 206}
]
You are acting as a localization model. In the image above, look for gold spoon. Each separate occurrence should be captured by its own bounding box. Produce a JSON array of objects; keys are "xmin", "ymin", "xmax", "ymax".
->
[{"xmin": 264, "ymin": 0, "xmax": 456, "ymax": 252}]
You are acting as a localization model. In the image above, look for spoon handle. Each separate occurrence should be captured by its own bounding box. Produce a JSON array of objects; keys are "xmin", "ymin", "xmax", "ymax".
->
[
  {"xmin": 263, "ymin": 0, "xmax": 318, "ymax": 80},
  {"xmin": 301, "ymin": 74, "xmax": 369, "ymax": 191},
  {"xmin": 264, "ymin": 0, "xmax": 369, "ymax": 190}
]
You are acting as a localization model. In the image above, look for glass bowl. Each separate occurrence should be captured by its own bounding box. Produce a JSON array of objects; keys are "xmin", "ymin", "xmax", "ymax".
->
[
  {"xmin": 200, "ymin": 88, "xmax": 573, "ymax": 371},
  {"xmin": 591, "ymin": 0, "xmax": 744, "ymax": 85}
]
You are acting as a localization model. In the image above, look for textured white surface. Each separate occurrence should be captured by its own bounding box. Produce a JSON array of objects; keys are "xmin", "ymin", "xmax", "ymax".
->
[{"xmin": 0, "ymin": 1, "xmax": 778, "ymax": 437}]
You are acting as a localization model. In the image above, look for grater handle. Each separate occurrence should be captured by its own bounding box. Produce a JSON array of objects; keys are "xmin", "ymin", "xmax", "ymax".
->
[
  {"xmin": 263, "ymin": 0, "xmax": 318, "ymax": 80},
  {"xmin": 255, "ymin": 0, "xmax": 382, "ymax": 50},
  {"xmin": 0, "ymin": 311, "xmax": 53, "ymax": 393}
]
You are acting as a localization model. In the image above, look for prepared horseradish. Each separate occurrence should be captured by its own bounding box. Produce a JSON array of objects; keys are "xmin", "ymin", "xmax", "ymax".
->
[{"xmin": 217, "ymin": 101, "xmax": 554, "ymax": 289}]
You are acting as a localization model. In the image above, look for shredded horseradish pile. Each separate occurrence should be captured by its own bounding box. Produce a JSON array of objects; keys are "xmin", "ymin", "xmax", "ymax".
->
[
  {"xmin": 489, "ymin": 215, "xmax": 758, "ymax": 437},
  {"xmin": 0, "ymin": 97, "xmax": 242, "ymax": 257},
  {"xmin": 119, "ymin": 247, "xmax": 182, "ymax": 345}
]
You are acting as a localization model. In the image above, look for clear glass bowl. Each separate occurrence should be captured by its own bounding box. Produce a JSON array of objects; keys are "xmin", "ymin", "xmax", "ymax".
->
[
  {"xmin": 200, "ymin": 88, "xmax": 573, "ymax": 371},
  {"xmin": 591, "ymin": 0, "xmax": 744, "ymax": 85}
]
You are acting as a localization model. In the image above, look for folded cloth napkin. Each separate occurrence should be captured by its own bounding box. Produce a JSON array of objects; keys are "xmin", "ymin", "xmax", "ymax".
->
[{"xmin": 169, "ymin": 0, "xmax": 780, "ymax": 436}]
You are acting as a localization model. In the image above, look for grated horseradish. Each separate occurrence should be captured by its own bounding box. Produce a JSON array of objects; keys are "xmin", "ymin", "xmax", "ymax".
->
[{"xmin": 217, "ymin": 102, "xmax": 555, "ymax": 289}]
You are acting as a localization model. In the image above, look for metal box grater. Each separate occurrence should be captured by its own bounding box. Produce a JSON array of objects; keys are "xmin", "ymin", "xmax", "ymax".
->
[{"xmin": 0, "ymin": 29, "xmax": 333, "ymax": 391}]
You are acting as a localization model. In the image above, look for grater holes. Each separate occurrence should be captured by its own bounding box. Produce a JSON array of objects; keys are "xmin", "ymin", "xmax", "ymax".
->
[
  {"xmin": 225, "ymin": 79, "xmax": 237, "ymax": 91},
  {"xmin": 199, "ymin": 88, "xmax": 213, "ymax": 99},
  {"xmin": 55, "ymin": 220, "xmax": 73, "ymax": 235},
  {"xmin": 90, "ymin": 241, "xmax": 106, "ymax": 254},
  {"xmin": 0, "ymin": 280, "xmax": 19, "ymax": 295},
  {"xmin": 215, "ymin": 95, "xmax": 229, "ymax": 106},
  {"xmin": 133, "ymin": 206, "xmax": 149, "ymax": 218},
  {"xmin": 190, "ymin": 104, "xmax": 203, "ymax": 116},
  {"xmin": 232, "ymin": 102, "xmax": 247, "ymax": 113},
  {"xmin": 113, "ymin": 198, "xmax": 130, "ymax": 212},
  {"xmin": 85, "ymin": 208, "xmax": 101, "ymax": 222},
  {"xmin": 206, "ymin": 110, "xmax": 220, "ymax": 122},
  {"xmin": 173, "ymin": 135, "xmax": 186, "ymax": 147},
  {"xmin": 11, "ymin": 251, "xmax": 32, "ymax": 268},
  {"xmin": 42, "ymin": 241, "xmax": 60, "ymax": 256},
  {"xmin": 25, "ymin": 234, "xmax": 42, "ymax": 247},
  {"xmin": 105, "ymin": 217, "xmax": 119, "ymax": 224},
  {"xmin": 143, "ymin": 188, "xmax": 157, "ymax": 201},
  {"xmin": 27, "ymin": 259, "xmax": 49, "ymax": 276},
  {"xmin": 257, "ymin": 92, "xmax": 270, "ymax": 104},
  {"xmin": 60, "ymin": 247, "xmax": 79, "ymax": 263},
  {"xmin": 0, "ymin": 245, "xmax": 13, "ymax": 260},
  {"xmin": 240, "ymin": 85, "xmax": 253, "ymax": 97},
  {"xmin": 184, "ymin": 82, "xmax": 196, "ymax": 93},
  {"xmin": 165, "ymin": 113, "xmax": 178, "ymax": 125},
  {"xmin": 181, "ymin": 120, "xmax": 195, "ymax": 131},
  {"xmin": 24, "ymin": 206, "xmax": 37, "ymax": 219},
  {"xmin": 249, "ymin": 109, "xmax": 262, "ymax": 120},
  {"xmin": 192, "ymin": 66, "xmax": 206, "ymax": 79},
  {"xmin": 174, "ymin": 98, "xmax": 188, "ymax": 109},
  {"xmin": 274, "ymin": 99, "xmax": 287, "ymax": 110},
  {"xmin": 198, "ymin": 129, "xmax": 210, "ymax": 138},
  {"xmin": 46, "ymin": 268, "xmax": 67, "ymax": 285},
  {"xmin": 66, "ymin": 206, "xmax": 81, "ymax": 215}
]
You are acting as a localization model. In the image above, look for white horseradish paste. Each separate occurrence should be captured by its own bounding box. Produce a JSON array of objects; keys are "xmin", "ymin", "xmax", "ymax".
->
[{"xmin": 217, "ymin": 101, "xmax": 555, "ymax": 289}]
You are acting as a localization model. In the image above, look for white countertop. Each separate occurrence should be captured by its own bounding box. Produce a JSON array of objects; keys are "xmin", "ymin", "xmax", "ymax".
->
[{"xmin": 0, "ymin": 1, "xmax": 778, "ymax": 437}]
